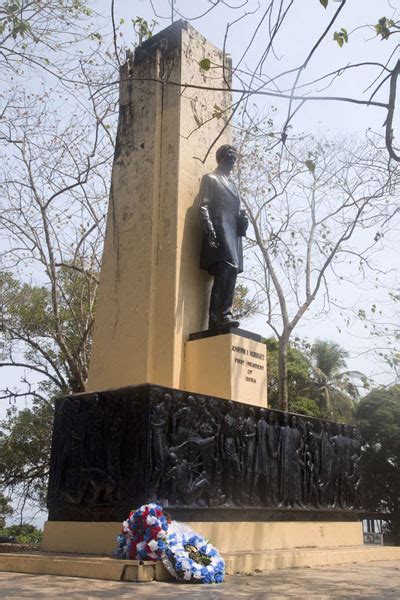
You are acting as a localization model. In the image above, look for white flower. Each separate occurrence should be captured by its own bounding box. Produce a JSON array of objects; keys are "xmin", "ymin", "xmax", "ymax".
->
[
  {"xmin": 157, "ymin": 530, "xmax": 167, "ymax": 539},
  {"xmin": 136, "ymin": 541, "xmax": 146, "ymax": 552},
  {"xmin": 163, "ymin": 557, "xmax": 174, "ymax": 575},
  {"xmin": 147, "ymin": 539, "xmax": 159, "ymax": 552},
  {"xmin": 181, "ymin": 559, "xmax": 191, "ymax": 571},
  {"xmin": 206, "ymin": 565, "xmax": 214, "ymax": 573},
  {"xmin": 183, "ymin": 569, "xmax": 192, "ymax": 581},
  {"xmin": 146, "ymin": 515, "xmax": 158, "ymax": 526}
]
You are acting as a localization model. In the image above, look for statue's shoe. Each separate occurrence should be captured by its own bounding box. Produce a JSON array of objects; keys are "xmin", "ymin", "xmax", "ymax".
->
[{"xmin": 219, "ymin": 317, "xmax": 240, "ymax": 329}]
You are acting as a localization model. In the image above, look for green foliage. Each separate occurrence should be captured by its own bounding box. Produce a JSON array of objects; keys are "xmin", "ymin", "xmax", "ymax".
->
[
  {"xmin": 357, "ymin": 386, "xmax": 400, "ymax": 456},
  {"xmin": 0, "ymin": 1, "xmax": 31, "ymax": 39},
  {"xmin": 0, "ymin": 0, "xmax": 91, "ymax": 41},
  {"xmin": 0, "ymin": 264, "xmax": 97, "ymax": 505},
  {"xmin": 265, "ymin": 337, "xmax": 360, "ymax": 421},
  {"xmin": 0, "ymin": 493, "xmax": 13, "ymax": 523},
  {"xmin": 0, "ymin": 524, "xmax": 42, "ymax": 544},
  {"xmin": 233, "ymin": 284, "xmax": 258, "ymax": 321},
  {"xmin": 305, "ymin": 159, "xmax": 316, "ymax": 173},
  {"xmin": 333, "ymin": 28, "xmax": 348, "ymax": 48},
  {"xmin": 289, "ymin": 396, "xmax": 321, "ymax": 417},
  {"xmin": 311, "ymin": 339, "xmax": 348, "ymax": 379},
  {"xmin": 199, "ymin": 57, "xmax": 211, "ymax": 71},
  {"xmin": 356, "ymin": 386, "xmax": 400, "ymax": 542},
  {"xmin": 1, "ymin": 272, "xmax": 52, "ymax": 338},
  {"xmin": 309, "ymin": 339, "xmax": 362, "ymax": 423},
  {"xmin": 0, "ymin": 400, "xmax": 54, "ymax": 508},
  {"xmin": 325, "ymin": 390, "xmax": 356, "ymax": 424},
  {"xmin": 131, "ymin": 17, "xmax": 157, "ymax": 45},
  {"xmin": 375, "ymin": 17, "xmax": 396, "ymax": 40},
  {"xmin": 0, "ymin": 263, "xmax": 97, "ymax": 394},
  {"xmin": 266, "ymin": 338, "xmax": 321, "ymax": 416}
]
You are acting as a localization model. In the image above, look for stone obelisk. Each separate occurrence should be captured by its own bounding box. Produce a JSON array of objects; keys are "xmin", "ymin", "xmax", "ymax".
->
[{"xmin": 87, "ymin": 21, "xmax": 232, "ymax": 392}]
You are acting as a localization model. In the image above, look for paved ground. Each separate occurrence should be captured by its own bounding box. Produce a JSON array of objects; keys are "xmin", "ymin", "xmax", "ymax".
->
[{"xmin": 0, "ymin": 561, "xmax": 399, "ymax": 599}]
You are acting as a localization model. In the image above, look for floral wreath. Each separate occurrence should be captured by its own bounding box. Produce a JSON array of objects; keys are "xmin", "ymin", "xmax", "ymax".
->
[
  {"xmin": 163, "ymin": 521, "xmax": 225, "ymax": 584},
  {"xmin": 115, "ymin": 504, "xmax": 225, "ymax": 584},
  {"xmin": 114, "ymin": 503, "xmax": 168, "ymax": 561}
]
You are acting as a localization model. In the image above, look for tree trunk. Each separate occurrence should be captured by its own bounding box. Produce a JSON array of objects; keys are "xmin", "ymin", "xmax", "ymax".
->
[{"xmin": 278, "ymin": 335, "xmax": 289, "ymax": 412}]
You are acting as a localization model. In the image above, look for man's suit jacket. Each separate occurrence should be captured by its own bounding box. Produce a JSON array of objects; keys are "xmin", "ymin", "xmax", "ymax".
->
[{"xmin": 198, "ymin": 169, "xmax": 244, "ymax": 275}]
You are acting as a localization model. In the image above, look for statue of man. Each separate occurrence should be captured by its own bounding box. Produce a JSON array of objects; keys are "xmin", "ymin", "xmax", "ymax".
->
[{"xmin": 198, "ymin": 144, "xmax": 248, "ymax": 332}]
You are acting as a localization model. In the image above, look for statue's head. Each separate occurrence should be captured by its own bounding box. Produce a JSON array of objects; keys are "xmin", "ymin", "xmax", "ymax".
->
[{"xmin": 216, "ymin": 144, "xmax": 237, "ymax": 169}]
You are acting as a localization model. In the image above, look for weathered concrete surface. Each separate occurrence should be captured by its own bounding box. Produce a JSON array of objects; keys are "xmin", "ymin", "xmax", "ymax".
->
[
  {"xmin": 0, "ymin": 560, "xmax": 400, "ymax": 598},
  {"xmin": 185, "ymin": 332, "xmax": 268, "ymax": 406},
  {"xmin": 87, "ymin": 20, "xmax": 232, "ymax": 393}
]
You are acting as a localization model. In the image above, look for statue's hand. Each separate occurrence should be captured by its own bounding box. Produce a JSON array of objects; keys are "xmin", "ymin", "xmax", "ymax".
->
[
  {"xmin": 208, "ymin": 230, "xmax": 219, "ymax": 248},
  {"xmin": 237, "ymin": 209, "xmax": 249, "ymax": 236}
]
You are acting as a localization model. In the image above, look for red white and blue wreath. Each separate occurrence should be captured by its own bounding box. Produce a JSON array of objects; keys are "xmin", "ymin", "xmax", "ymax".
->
[
  {"xmin": 114, "ymin": 503, "xmax": 168, "ymax": 561},
  {"xmin": 114, "ymin": 503, "xmax": 225, "ymax": 584}
]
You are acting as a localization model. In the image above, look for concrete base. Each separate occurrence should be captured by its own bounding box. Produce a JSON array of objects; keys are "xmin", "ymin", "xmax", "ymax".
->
[
  {"xmin": 42, "ymin": 520, "xmax": 363, "ymax": 555},
  {"xmin": 0, "ymin": 552, "xmax": 171, "ymax": 582},
  {"xmin": 185, "ymin": 520, "xmax": 363, "ymax": 553},
  {"xmin": 1, "ymin": 547, "xmax": 400, "ymax": 581},
  {"xmin": 223, "ymin": 545, "xmax": 400, "ymax": 575},
  {"xmin": 184, "ymin": 331, "xmax": 267, "ymax": 406}
]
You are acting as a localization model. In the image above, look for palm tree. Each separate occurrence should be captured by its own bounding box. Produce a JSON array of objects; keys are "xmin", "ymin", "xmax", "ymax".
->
[{"xmin": 310, "ymin": 340, "xmax": 364, "ymax": 420}]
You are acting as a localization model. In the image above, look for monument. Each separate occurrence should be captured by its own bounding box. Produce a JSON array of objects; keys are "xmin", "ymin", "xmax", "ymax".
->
[{"xmin": 37, "ymin": 20, "xmax": 389, "ymax": 576}]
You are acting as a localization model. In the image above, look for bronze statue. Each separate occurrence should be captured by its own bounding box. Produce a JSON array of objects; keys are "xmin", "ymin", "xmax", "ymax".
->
[{"xmin": 198, "ymin": 144, "xmax": 248, "ymax": 332}]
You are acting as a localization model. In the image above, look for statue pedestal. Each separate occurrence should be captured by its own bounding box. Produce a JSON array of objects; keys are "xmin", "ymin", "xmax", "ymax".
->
[
  {"xmin": 42, "ymin": 519, "xmax": 363, "ymax": 557},
  {"xmin": 184, "ymin": 328, "xmax": 267, "ymax": 407},
  {"xmin": 42, "ymin": 383, "xmax": 365, "ymax": 569}
]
